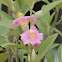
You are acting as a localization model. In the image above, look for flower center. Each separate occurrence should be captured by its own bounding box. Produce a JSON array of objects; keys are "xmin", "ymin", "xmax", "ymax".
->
[
  {"xmin": 17, "ymin": 13, "xmax": 24, "ymax": 18},
  {"xmin": 29, "ymin": 30, "xmax": 35, "ymax": 34},
  {"xmin": 29, "ymin": 30, "xmax": 35, "ymax": 41}
]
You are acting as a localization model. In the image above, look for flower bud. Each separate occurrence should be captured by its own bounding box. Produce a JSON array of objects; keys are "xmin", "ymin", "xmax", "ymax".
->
[
  {"xmin": 35, "ymin": 10, "xmax": 42, "ymax": 20},
  {"xmin": 31, "ymin": 49, "xmax": 35, "ymax": 61},
  {"xmin": 28, "ymin": 54, "xmax": 30, "ymax": 62}
]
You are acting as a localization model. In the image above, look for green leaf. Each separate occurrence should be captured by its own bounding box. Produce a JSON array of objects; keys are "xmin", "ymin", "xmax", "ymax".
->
[
  {"xmin": 36, "ymin": 19, "xmax": 47, "ymax": 34},
  {"xmin": 0, "ymin": 20, "xmax": 13, "ymax": 29},
  {"xmin": 36, "ymin": 10, "xmax": 50, "ymax": 34},
  {"xmin": 52, "ymin": 0, "xmax": 57, "ymax": 2},
  {"xmin": 0, "ymin": 20, "xmax": 23, "ymax": 36},
  {"xmin": 57, "ymin": 44, "xmax": 62, "ymax": 62},
  {"xmin": 18, "ymin": 49, "xmax": 26, "ymax": 62},
  {"xmin": 21, "ymin": 3, "xmax": 30, "ymax": 15},
  {"xmin": 0, "ymin": 37, "xmax": 6, "ymax": 46},
  {"xmin": 0, "ymin": 10, "xmax": 12, "ymax": 20},
  {"xmin": 0, "ymin": 26, "xmax": 9, "ymax": 36},
  {"xmin": 42, "ymin": 1, "xmax": 62, "ymax": 17},
  {"xmin": 34, "ymin": 33, "xmax": 58, "ymax": 62},
  {"xmin": 1, "ymin": 43, "xmax": 29, "ymax": 51},
  {"xmin": 51, "ymin": 43, "xmax": 60, "ymax": 49},
  {"xmin": 0, "ymin": 52, "xmax": 8, "ymax": 62},
  {"xmin": 24, "ymin": 0, "xmax": 33, "ymax": 6},
  {"xmin": 8, "ymin": 29, "xmax": 21, "ymax": 38},
  {"xmin": 24, "ymin": 0, "xmax": 35, "ymax": 6},
  {"xmin": 46, "ymin": 49, "xmax": 55, "ymax": 62},
  {"xmin": 41, "ymin": 0, "xmax": 50, "ymax": 4},
  {"xmin": 17, "ymin": 0, "xmax": 25, "ymax": 10},
  {"xmin": 41, "ymin": 5, "xmax": 50, "ymax": 24},
  {"xmin": 24, "ymin": 0, "xmax": 41, "ymax": 7},
  {"xmin": 0, "ymin": 0, "xmax": 13, "ymax": 8},
  {"xmin": 59, "ymin": 0, "xmax": 62, "ymax": 9}
]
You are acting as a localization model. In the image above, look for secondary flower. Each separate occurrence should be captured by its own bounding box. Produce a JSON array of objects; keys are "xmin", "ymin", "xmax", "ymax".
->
[
  {"xmin": 20, "ymin": 25, "xmax": 43, "ymax": 46},
  {"xmin": 12, "ymin": 13, "xmax": 34, "ymax": 27}
]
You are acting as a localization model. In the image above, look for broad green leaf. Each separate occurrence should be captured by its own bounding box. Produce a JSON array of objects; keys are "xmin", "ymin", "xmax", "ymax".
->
[
  {"xmin": 21, "ymin": 3, "xmax": 30, "ymax": 15},
  {"xmin": 34, "ymin": 40, "xmax": 44, "ymax": 53},
  {"xmin": 57, "ymin": 44, "xmax": 62, "ymax": 62},
  {"xmin": 59, "ymin": 3, "xmax": 62, "ymax": 9},
  {"xmin": 0, "ymin": 37, "xmax": 6, "ymax": 46},
  {"xmin": 0, "ymin": 52, "xmax": 8, "ymax": 62},
  {"xmin": 1, "ymin": 43, "xmax": 29, "ymax": 51},
  {"xmin": 8, "ymin": 29, "xmax": 21, "ymax": 38},
  {"xmin": 18, "ymin": 49, "xmax": 26, "ymax": 62},
  {"xmin": 0, "ymin": 20, "xmax": 13, "ymax": 29},
  {"xmin": 0, "ymin": 10, "xmax": 12, "ymax": 20},
  {"xmin": 0, "ymin": 26, "xmax": 9, "ymax": 36},
  {"xmin": 42, "ymin": 1, "xmax": 62, "ymax": 17},
  {"xmin": 51, "ymin": 43, "xmax": 60, "ymax": 49},
  {"xmin": 41, "ymin": 0, "xmax": 50, "ymax": 4},
  {"xmin": 24, "ymin": 0, "xmax": 41, "ymax": 6},
  {"xmin": 0, "ymin": 20, "xmax": 22, "ymax": 32},
  {"xmin": 36, "ymin": 19, "xmax": 47, "ymax": 34},
  {"xmin": 18, "ymin": 49, "xmax": 27, "ymax": 56},
  {"xmin": 17, "ymin": 0, "xmax": 25, "ymax": 10},
  {"xmin": 42, "ymin": 12, "xmax": 50, "ymax": 24},
  {"xmin": 59, "ymin": 0, "xmax": 62, "ymax": 9},
  {"xmin": 36, "ymin": 10, "xmax": 50, "ymax": 34},
  {"xmin": 52, "ymin": 0, "xmax": 57, "ymax": 2},
  {"xmin": 46, "ymin": 49, "xmax": 55, "ymax": 62},
  {"xmin": 0, "ymin": 0, "xmax": 13, "ymax": 8},
  {"xmin": 34, "ymin": 33, "xmax": 58, "ymax": 62},
  {"xmin": 34, "ymin": 45, "xmax": 41, "ymax": 53},
  {"xmin": 24, "ymin": 0, "xmax": 35, "ymax": 6}
]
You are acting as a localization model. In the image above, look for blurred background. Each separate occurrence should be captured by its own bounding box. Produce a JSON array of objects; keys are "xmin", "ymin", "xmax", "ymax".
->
[{"xmin": 0, "ymin": 0, "xmax": 62, "ymax": 62}]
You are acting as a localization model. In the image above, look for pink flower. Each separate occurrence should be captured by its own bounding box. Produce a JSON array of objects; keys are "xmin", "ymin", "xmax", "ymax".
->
[
  {"xmin": 20, "ymin": 25, "xmax": 43, "ymax": 46},
  {"xmin": 12, "ymin": 16, "xmax": 34, "ymax": 27}
]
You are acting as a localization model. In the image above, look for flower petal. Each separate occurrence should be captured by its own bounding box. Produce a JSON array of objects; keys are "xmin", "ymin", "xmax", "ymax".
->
[
  {"xmin": 30, "ymin": 25, "xmax": 38, "ymax": 33},
  {"xmin": 21, "ymin": 36, "xmax": 30, "ymax": 45},
  {"xmin": 30, "ymin": 40, "xmax": 41, "ymax": 46},
  {"xmin": 20, "ymin": 30, "xmax": 30, "ymax": 45},
  {"xmin": 12, "ymin": 18, "xmax": 20, "ymax": 27},
  {"xmin": 24, "ymin": 16, "xmax": 34, "ymax": 22},
  {"xmin": 37, "ymin": 33, "xmax": 43, "ymax": 40},
  {"xmin": 20, "ymin": 30, "xmax": 29, "ymax": 36}
]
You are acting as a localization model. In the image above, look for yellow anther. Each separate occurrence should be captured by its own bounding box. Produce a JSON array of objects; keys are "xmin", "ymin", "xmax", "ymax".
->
[
  {"xmin": 17, "ymin": 13, "xmax": 24, "ymax": 18},
  {"xmin": 29, "ymin": 30, "xmax": 35, "ymax": 34}
]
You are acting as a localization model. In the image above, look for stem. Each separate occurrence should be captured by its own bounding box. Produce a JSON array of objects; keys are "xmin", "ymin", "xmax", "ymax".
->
[
  {"xmin": 30, "ymin": 2, "xmax": 35, "ymax": 27},
  {"xmin": 8, "ymin": 50, "xmax": 13, "ymax": 62},
  {"xmin": 8, "ymin": 9, "xmax": 13, "ymax": 62},
  {"xmin": 16, "ymin": 40, "xmax": 19, "ymax": 62},
  {"xmin": 28, "ymin": 45, "xmax": 32, "ymax": 62},
  {"xmin": 53, "ymin": 28, "xmax": 62, "ymax": 37},
  {"xmin": 10, "ymin": 48, "xmax": 16, "ymax": 56},
  {"xmin": 56, "ymin": 19, "xmax": 62, "ymax": 25},
  {"xmin": 15, "ymin": 0, "xmax": 18, "ymax": 13},
  {"xmin": 8, "ymin": 36, "xmax": 13, "ymax": 62},
  {"xmin": 50, "ymin": 6, "xmax": 59, "ymax": 34},
  {"xmin": 32, "ymin": 10, "xmax": 36, "ymax": 14}
]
